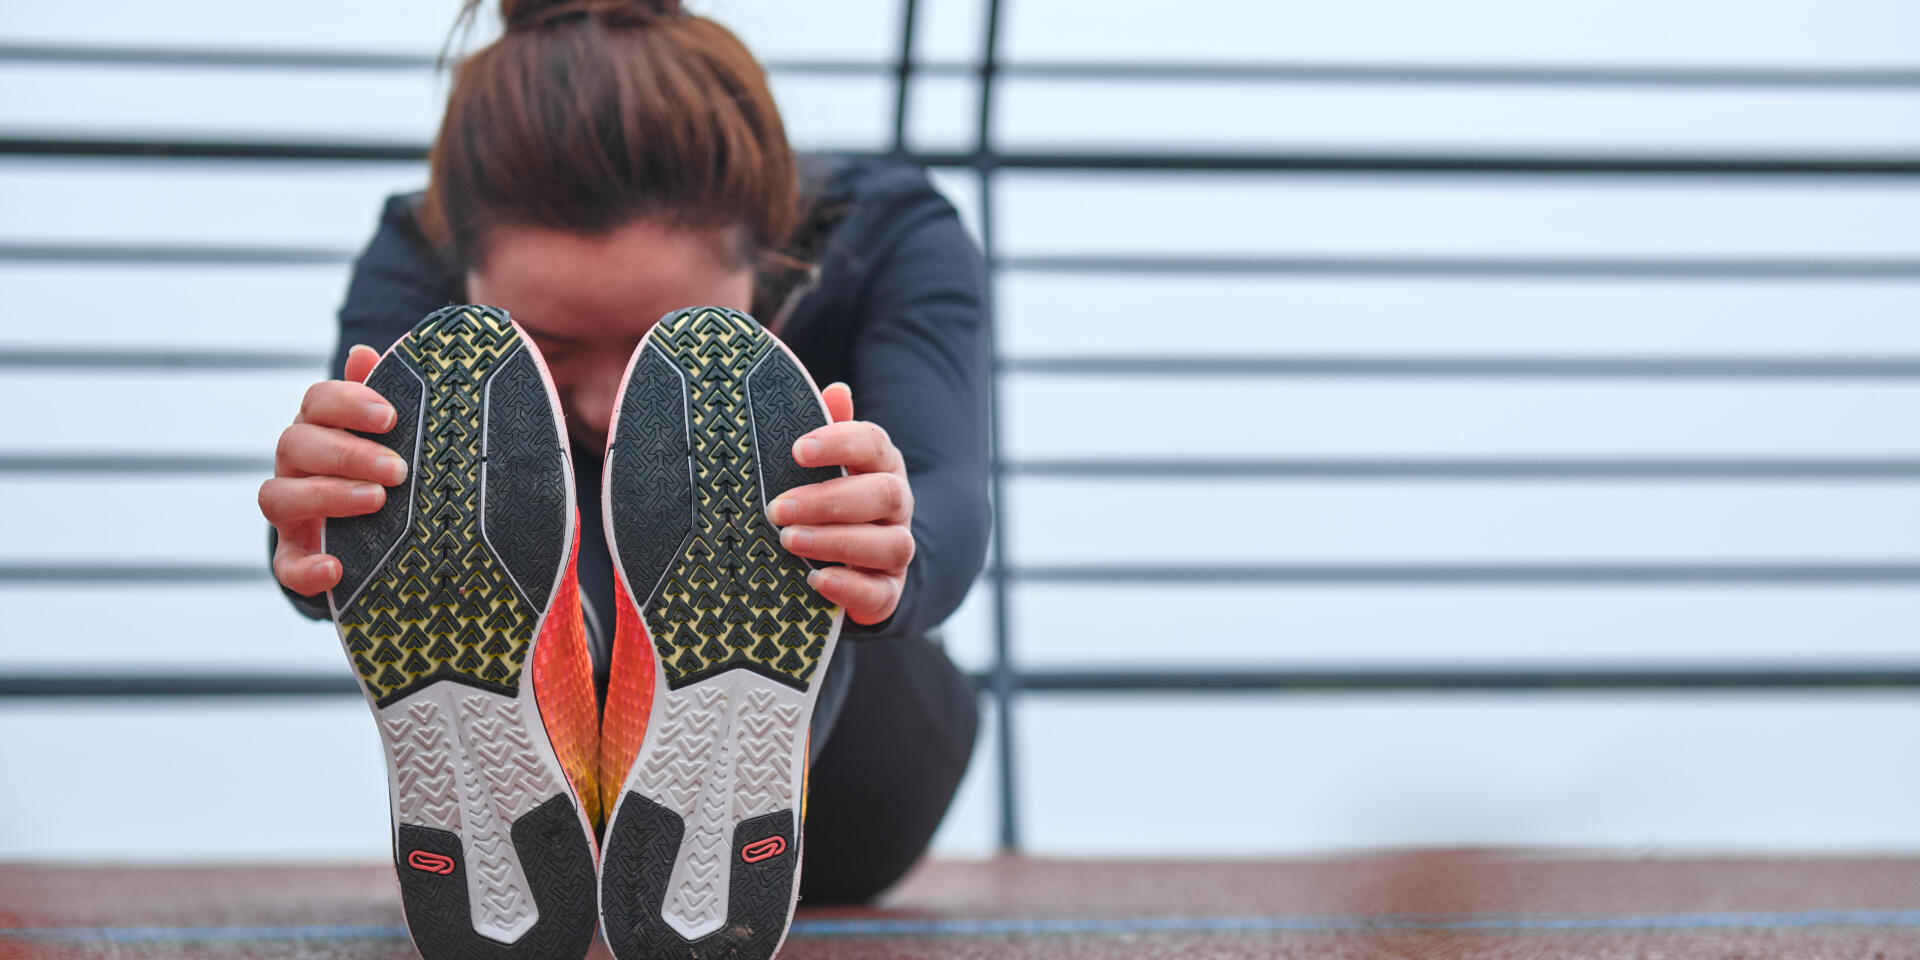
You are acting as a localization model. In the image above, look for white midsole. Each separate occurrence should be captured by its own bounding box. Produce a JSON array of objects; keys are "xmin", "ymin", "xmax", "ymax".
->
[{"xmin": 376, "ymin": 684, "xmax": 570, "ymax": 944}]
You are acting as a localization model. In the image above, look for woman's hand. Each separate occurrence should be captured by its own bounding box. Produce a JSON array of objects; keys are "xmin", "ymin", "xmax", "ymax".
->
[
  {"xmin": 768, "ymin": 383, "xmax": 914, "ymax": 626},
  {"xmin": 259, "ymin": 344, "xmax": 409, "ymax": 597}
]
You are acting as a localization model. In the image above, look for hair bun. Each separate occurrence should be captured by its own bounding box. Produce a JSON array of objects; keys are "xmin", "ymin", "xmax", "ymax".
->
[{"xmin": 500, "ymin": 0, "xmax": 682, "ymax": 31}]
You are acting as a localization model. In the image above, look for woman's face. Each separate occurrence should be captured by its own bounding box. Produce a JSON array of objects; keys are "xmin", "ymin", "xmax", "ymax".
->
[{"xmin": 467, "ymin": 219, "xmax": 755, "ymax": 454}]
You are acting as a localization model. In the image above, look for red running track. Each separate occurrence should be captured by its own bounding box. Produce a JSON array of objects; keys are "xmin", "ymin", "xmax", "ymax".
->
[{"xmin": 6, "ymin": 853, "xmax": 1920, "ymax": 959}]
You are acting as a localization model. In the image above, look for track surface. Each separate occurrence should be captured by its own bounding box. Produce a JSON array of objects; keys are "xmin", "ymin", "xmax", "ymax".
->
[{"xmin": 9, "ymin": 854, "xmax": 1920, "ymax": 958}]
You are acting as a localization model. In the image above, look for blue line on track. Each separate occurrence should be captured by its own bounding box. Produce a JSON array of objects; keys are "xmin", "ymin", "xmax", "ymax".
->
[{"xmin": 8, "ymin": 909, "xmax": 1920, "ymax": 943}]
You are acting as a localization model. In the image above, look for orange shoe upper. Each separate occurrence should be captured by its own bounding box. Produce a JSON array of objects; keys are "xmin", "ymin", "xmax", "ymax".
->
[
  {"xmin": 530, "ymin": 520, "xmax": 603, "ymax": 829},
  {"xmin": 597, "ymin": 571, "xmax": 657, "ymax": 820}
]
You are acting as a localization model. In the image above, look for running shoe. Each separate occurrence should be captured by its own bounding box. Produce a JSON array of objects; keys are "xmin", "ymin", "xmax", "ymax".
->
[
  {"xmin": 324, "ymin": 304, "xmax": 601, "ymax": 960},
  {"xmin": 598, "ymin": 306, "xmax": 845, "ymax": 960}
]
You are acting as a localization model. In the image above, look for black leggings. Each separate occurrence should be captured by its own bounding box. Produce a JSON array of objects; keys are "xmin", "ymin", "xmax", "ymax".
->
[{"xmin": 796, "ymin": 634, "xmax": 979, "ymax": 904}]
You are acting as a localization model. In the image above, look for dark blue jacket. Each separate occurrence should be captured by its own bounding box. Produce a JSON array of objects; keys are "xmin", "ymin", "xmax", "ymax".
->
[{"xmin": 279, "ymin": 157, "xmax": 992, "ymax": 676}]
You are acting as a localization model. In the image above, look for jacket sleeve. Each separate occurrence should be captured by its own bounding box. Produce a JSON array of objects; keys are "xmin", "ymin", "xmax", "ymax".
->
[
  {"xmin": 838, "ymin": 181, "xmax": 994, "ymax": 641},
  {"xmin": 273, "ymin": 193, "xmax": 458, "ymax": 621}
]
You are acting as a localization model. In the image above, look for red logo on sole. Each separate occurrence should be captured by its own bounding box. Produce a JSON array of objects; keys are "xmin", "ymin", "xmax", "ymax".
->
[
  {"xmin": 741, "ymin": 836, "xmax": 787, "ymax": 863},
  {"xmin": 408, "ymin": 850, "xmax": 456, "ymax": 875}
]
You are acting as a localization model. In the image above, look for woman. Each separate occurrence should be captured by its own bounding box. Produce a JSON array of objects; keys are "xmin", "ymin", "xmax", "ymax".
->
[{"xmin": 256, "ymin": 0, "xmax": 989, "ymax": 951}]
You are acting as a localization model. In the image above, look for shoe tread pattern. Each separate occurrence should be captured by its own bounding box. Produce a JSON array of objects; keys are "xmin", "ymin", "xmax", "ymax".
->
[
  {"xmin": 329, "ymin": 357, "xmax": 423, "ymax": 607},
  {"xmin": 630, "ymin": 686, "xmax": 731, "ymax": 937},
  {"xmin": 608, "ymin": 345, "xmax": 694, "ymax": 620},
  {"xmin": 745, "ymin": 351, "xmax": 839, "ymax": 533},
  {"xmin": 624, "ymin": 307, "xmax": 839, "ymax": 693},
  {"xmin": 482, "ymin": 348, "xmax": 567, "ymax": 614},
  {"xmin": 330, "ymin": 305, "xmax": 560, "ymax": 706},
  {"xmin": 732, "ymin": 689, "xmax": 799, "ymax": 821}
]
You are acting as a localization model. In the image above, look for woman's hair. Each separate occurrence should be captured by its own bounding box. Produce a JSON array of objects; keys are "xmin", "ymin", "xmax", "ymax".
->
[{"xmin": 422, "ymin": 0, "xmax": 799, "ymax": 278}]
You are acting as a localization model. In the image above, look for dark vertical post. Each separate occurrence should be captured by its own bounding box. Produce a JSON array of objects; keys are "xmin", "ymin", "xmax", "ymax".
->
[
  {"xmin": 975, "ymin": 0, "xmax": 1018, "ymax": 852},
  {"xmin": 890, "ymin": 0, "xmax": 919, "ymax": 153}
]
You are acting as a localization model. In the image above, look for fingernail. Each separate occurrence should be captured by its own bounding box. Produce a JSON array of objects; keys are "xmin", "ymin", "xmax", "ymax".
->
[
  {"xmin": 795, "ymin": 438, "xmax": 821, "ymax": 464},
  {"xmin": 311, "ymin": 556, "xmax": 338, "ymax": 579},
  {"xmin": 379, "ymin": 455, "xmax": 408, "ymax": 485},
  {"xmin": 350, "ymin": 484, "xmax": 384, "ymax": 511},
  {"xmin": 366, "ymin": 402, "xmax": 394, "ymax": 431},
  {"xmin": 768, "ymin": 496, "xmax": 791, "ymax": 525},
  {"xmin": 808, "ymin": 569, "xmax": 834, "ymax": 593},
  {"xmin": 781, "ymin": 527, "xmax": 811, "ymax": 552}
]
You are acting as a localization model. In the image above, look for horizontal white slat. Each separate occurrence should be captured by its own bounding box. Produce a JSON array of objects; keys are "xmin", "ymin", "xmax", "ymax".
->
[
  {"xmin": 1002, "ymin": 379, "xmax": 1920, "ymax": 457},
  {"xmin": 1018, "ymin": 694, "xmax": 1920, "ymax": 855},
  {"xmin": 10, "ymin": 0, "xmax": 1911, "ymax": 70},
  {"xmin": 0, "ymin": 0, "xmax": 900, "ymax": 62},
  {"xmin": 999, "ymin": 276, "xmax": 1920, "ymax": 357},
  {"xmin": 10, "ymin": 271, "xmax": 1917, "ymax": 359},
  {"xmin": 925, "ymin": 693, "xmax": 997, "ymax": 856},
  {"xmin": 6, "ymin": 578, "xmax": 1912, "ymax": 675},
  {"xmin": 925, "ymin": 167, "xmax": 985, "ymax": 245},
  {"xmin": 773, "ymin": 75, "xmax": 892, "ymax": 153},
  {"xmin": 13, "ymin": 694, "xmax": 1920, "ymax": 858},
  {"xmin": 703, "ymin": 0, "xmax": 900, "ymax": 61},
  {"xmin": 912, "ymin": 0, "xmax": 986, "ymax": 63},
  {"xmin": 0, "ymin": 693, "xmax": 997, "ymax": 860},
  {"xmin": 996, "ymin": 174, "xmax": 1920, "ymax": 258},
  {"xmin": 0, "ymin": 264, "xmax": 347, "ymax": 350},
  {"xmin": 0, "ymin": 159, "xmax": 426, "ymax": 248},
  {"xmin": 0, "ymin": 585, "xmax": 338, "ymax": 671},
  {"xmin": 11, "ymin": 371, "xmax": 1919, "ymax": 458},
  {"xmin": 0, "ymin": 0, "xmax": 489, "ymax": 56},
  {"xmin": 1006, "ymin": 585, "xmax": 1920, "ymax": 667},
  {"xmin": 0, "ymin": 700, "xmax": 393, "ymax": 860},
  {"xmin": 18, "ymin": 166, "xmax": 1917, "ymax": 260},
  {"xmin": 6, "ymin": 691, "xmax": 1917, "ymax": 858},
  {"xmin": 936, "ymin": 577, "xmax": 995, "ymax": 673},
  {"xmin": 999, "ymin": 82, "xmax": 1920, "ymax": 154},
  {"xmin": 0, "ymin": 66, "xmax": 891, "ymax": 152},
  {"xmin": 2, "ymin": 477, "xmax": 279, "ymax": 564},
  {"xmin": 906, "ymin": 75, "xmax": 980, "ymax": 151},
  {"xmin": 1004, "ymin": 0, "xmax": 1920, "ymax": 68},
  {"xmin": 3, "ymin": 370, "xmax": 314, "ymax": 454},
  {"xmin": 0, "ymin": 64, "xmax": 445, "ymax": 142},
  {"xmin": 1005, "ymin": 479, "xmax": 1920, "ymax": 564}
]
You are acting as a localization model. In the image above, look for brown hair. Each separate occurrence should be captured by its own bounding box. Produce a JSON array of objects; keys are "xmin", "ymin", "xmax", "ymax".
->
[{"xmin": 422, "ymin": 0, "xmax": 799, "ymax": 281}]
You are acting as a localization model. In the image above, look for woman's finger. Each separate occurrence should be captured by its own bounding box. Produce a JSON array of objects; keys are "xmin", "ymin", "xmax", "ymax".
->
[
  {"xmin": 806, "ymin": 565, "xmax": 900, "ymax": 625},
  {"xmin": 275, "ymin": 422, "xmax": 410, "ymax": 485},
  {"xmin": 295, "ymin": 378, "xmax": 397, "ymax": 432},
  {"xmin": 767, "ymin": 472, "xmax": 910, "ymax": 526},
  {"xmin": 343, "ymin": 344, "xmax": 381, "ymax": 385},
  {"xmin": 272, "ymin": 536, "xmax": 342, "ymax": 597},
  {"xmin": 779, "ymin": 522, "xmax": 914, "ymax": 573},
  {"xmin": 821, "ymin": 381, "xmax": 854, "ymax": 423},
  {"xmin": 258, "ymin": 475, "xmax": 387, "ymax": 527},
  {"xmin": 291, "ymin": 378, "xmax": 393, "ymax": 432},
  {"xmin": 294, "ymin": 346, "xmax": 388, "ymax": 427},
  {"xmin": 792, "ymin": 419, "xmax": 901, "ymax": 474}
]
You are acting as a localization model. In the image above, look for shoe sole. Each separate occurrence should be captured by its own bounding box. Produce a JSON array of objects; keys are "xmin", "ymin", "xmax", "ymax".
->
[
  {"xmin": 599, "ymin": 307, "xmax": 844, "ymax": 960},
  {"xmin": 324, "ymin": 305, "xmax": 598, "ymax": 960}
]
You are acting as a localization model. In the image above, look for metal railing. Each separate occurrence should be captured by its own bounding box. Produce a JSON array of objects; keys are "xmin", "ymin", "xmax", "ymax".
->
[{"xmin": 3, "ymin": 0, "xmax": 1919, "ymax": 851}]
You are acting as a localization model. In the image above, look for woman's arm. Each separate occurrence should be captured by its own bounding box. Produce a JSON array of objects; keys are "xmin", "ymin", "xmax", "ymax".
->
[{"xmin": 772, "ymin": 179, "xmax": 993, "ymax": 638}]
